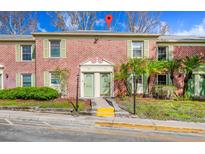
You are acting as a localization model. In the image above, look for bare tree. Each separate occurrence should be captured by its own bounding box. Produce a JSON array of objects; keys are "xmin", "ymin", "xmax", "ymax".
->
[
  {"xmin": 0, "ymin": 11, "xmax": 38, "ymax": 35},
  {"xmin": 126, "ymin": 12, "xmax": 161, "ymax": 33},
  {"xmin": 52, "ymin": 11, "xmax": 97, "ymax": 31},
  {"xmin": 160, "ymin": 22, "xmax": 169, "ymax": 35}
]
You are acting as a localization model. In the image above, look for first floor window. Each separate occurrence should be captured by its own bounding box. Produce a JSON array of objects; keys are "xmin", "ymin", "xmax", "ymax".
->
[
  {"xmin": 132, "ymin": 42, "xmax": 143, "ymax": 58},
  {"xmin": 51, "ymin": 72, "xmax": 60, "ymax": 85},
  {"xmin": 157, "ymin": 75, "xmax": 167, "ymax": 85},
  {"xmin": 50, "ymin": 40, "xmax": 60, "ymax": 57},
  {"xmin": 22, "ymin": 45, "xmax": 32, "ymax": 61},
  {"xmin": 22, "ymin": 74, "xmax": 32, "ymax": 87}
]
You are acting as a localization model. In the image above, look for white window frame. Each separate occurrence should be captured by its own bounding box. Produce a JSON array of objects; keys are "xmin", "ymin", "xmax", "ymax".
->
[
  {"xmin": 156, "ymin": 74, "xmax": 167, "ymax": 85},
  {"xmin": 21, "ymin": 45, "xmax": 33, "ymax": 62},
  {"xmin": 21, "ymin": 73, "xmax": 33, "ymax": 87},
  {"xmin": 131, "ymin": 41, "xmax": 144, "ymax": 58},
  {"xmin": 157, "ymin": 46, "xmax": 168, "ymax": 60},
  {"xmin": 49, "ymin": 72, "xmax": 61, "ymax": 87},
  {"xmin": 49, "ymin": 40, "xmax": 61, "ymax": 58}
]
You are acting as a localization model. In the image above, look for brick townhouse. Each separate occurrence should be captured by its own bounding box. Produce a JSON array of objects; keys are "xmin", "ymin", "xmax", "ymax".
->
[{"xmin": 0, "ymin": 31, "xmax": 204, "ymax": 98}]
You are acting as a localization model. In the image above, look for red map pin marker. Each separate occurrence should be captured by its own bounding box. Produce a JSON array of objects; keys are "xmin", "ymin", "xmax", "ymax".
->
[{"xmin": 105, "ymin": 14, "xmax": 113, "ymax": 29}]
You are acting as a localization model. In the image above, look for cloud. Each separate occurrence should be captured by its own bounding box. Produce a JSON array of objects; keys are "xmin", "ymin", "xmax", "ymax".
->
[
  {"xmin": 174, "ymin": 18, "xmax": 205, "ymax": 36},
  {"xmin": 95, "ymin": 19, "xmax": 105, "ymax": 27},
  {"xmin": 37, "ymin": 23, "xmax": 47, "ymax": 32}
]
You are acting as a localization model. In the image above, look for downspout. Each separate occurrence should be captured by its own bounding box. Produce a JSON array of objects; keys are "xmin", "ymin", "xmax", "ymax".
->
[{"xmin": 34, "ymin": 43, "xmax": 37, "ymax": 87}]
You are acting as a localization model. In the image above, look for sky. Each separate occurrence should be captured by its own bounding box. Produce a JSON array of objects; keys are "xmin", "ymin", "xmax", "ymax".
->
[{"xmin": 37, "ymin": 11, "xmax": 205, "ymax": 36}]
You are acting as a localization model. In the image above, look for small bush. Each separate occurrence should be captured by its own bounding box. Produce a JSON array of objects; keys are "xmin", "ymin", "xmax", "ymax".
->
[
  {"xmin": 0, "ymin": 87, "xmax": 59, "ymax": 100},
  {"xmin": 153, "ymin": 85, "xmax": 176, "ymax": 99}
]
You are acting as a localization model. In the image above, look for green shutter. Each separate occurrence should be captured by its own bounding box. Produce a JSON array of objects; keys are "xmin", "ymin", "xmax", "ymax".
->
[
  {"xmin": 166, "ymin": 74, "xmax": 172, "ymax": 85},
  {"xmin": 60, "ymin": 39, "xmax": 67, "ymax": 58},
  {"xmin": 143, "ymin": 74, "xmax": 148, "ymax": 95},
  {"xmin": 143, "ymin": 40, "xmax": 149, "ymax": 58},
  {"xmin": 15, "ymin": 44, "xmax": 21, "ymax": 62},
  {"xmin": 168, "ymin": 45, "xmax": 174, "ymax": 60},
  {"xmin": 32, "ymin": 44, "xmax": 35, "ymax": 61},
  {"xmin": 32, "ymin": 73, "xmax": 36, "ymax": 87},
  {"xmin": 16, "ymin": 73, "xmax": 21, "ymax": 87},
  {"xmin": 43, "ymin": 39, "xmax": 49, "ymax": 58},
  {"xmin": 44, "ymin": 71, "xmax": 50, "ymax": 87},
  {"xmin": 127, "ymin": 40, "xmax": 132, "ymax": 58}
]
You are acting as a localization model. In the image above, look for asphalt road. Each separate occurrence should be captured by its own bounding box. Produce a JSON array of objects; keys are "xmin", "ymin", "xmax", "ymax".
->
[{"xmin": 0, "ymin": 117, "xmax": 204, "ymax": 142}]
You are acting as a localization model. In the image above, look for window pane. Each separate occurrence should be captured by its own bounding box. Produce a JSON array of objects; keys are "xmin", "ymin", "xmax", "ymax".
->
[
  {"xmin": 22, "ymin": 45, "xmax": 32, "ymax": 61},
  {"xmin": 50, "ymin": 40, "xmax": 60, "ymax": 57},
  {"xmin": 51, "ymin": 73, "xmax": 60, "ymax": 84},
  {"xmin": 158, "ymin": 75, "xmax": 166, "ymax": 85},
  {"xmin": 138, "ymin": 75, "xmax": 142, "ymax": 84},
  {"xmin": 132, "ymin": 42, "xmax": 143, "ymax": 57},
  {"xmin": 158, "ymin": 47, "xmax": 167, "ymax": 60},
  {"xmin": 22, "ymin": 74, "xmax": 32, "ymax": 87}
]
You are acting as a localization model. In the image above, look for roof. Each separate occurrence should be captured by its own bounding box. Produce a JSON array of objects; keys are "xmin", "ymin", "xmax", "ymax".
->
[
  {"xmin": 32, "ymin": 31, "xmax": 160, "ymax": 37},
  {"xmin": 158, "ymin": 35, "xmax": 205, "ymax": 42},
  {"xmin": 0, "ymin": 35, "xmax": 34, "ymax": 41},
  {"xmin": 0, "ymin": 32, "xmax": 205, "ymax": 43}
]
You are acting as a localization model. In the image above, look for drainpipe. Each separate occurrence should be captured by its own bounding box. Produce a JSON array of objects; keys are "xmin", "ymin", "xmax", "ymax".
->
[{"xmin": 34, "ymin": 44, "xmax": 37, "ymax": 87}]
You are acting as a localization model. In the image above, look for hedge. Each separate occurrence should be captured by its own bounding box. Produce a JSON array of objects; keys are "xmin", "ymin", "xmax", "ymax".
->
[
  {"xmin": 153, "ymin": 85, "xmax": 176, "ymax": 99},
  {"xmin": 0, "ymin": 87, "xmax": 59, "ymax": 100}
]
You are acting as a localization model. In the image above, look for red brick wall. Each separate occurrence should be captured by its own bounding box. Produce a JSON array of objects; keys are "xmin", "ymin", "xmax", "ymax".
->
[
  {"xmin": 149, "ymin": 40, "xmax": 157, "ymax": 59},
  {"xmin": 35, "ymin": 38, "xmax": 128, "ymax": 97},
  {"xmin": 173, "ymin": 46, "xmax": 205, "ymax": 59},
  {"xmin": 0, "ymin": 42, "xmax": 35, "ymax": 88}
]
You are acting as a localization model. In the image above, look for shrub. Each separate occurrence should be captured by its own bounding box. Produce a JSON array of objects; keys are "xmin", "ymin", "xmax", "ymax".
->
[
  {"xmin": 0, "ymin": 87, "xmax": 59, "ymax": 100},
  {"xmin": 153, "ymin": 85, "xmax": 176, "ymax": 99}
]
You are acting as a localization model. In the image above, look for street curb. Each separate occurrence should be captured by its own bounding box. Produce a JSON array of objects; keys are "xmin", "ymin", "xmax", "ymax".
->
[{"xmin": 95, "ymin": 121, "xmax": 205, "ymax": 134}]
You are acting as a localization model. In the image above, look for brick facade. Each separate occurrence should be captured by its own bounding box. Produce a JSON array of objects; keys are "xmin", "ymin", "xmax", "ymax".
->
[{"xmin": 0, "ymin": 32, "xmax": 205, "ymax": 98}]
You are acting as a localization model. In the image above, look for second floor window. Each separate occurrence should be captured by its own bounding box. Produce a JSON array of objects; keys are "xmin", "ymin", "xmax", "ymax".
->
[
  {"xmin": 132, "ymin": 42, "xmax": 143, "ymax": 58},
  {"xmin": 22, "ymin": 45, "xmax": 32, "ymax": 61},
  {"xmin": 158, "ymin": 46, "xmax": 167, "ymax": 60},
  {"xmin": 50, "ymin": 40, "xmax": 60, "ymax": 58}
]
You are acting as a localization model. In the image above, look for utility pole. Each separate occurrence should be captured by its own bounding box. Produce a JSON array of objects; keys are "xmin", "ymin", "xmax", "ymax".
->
[
  {"xmin": 133, "ymin": 73, "xmax": 136, "ymax": 115},
  {"xmin": 76, "ymin": 74, "xmax": 80, "ymax": 112}
]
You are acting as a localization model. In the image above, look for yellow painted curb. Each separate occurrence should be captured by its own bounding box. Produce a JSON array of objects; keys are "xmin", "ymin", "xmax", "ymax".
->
[
  {"xmin": 96, "ymin": 108, "xmax": 114, "ymax": 117},
  {"xmin": 95, "ymin": 122, "xmax": 205, "ymax": 134}
]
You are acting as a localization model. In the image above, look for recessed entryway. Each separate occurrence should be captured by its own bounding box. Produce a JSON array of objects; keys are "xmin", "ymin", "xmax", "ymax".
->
[{"xmin": 80, "ymin": 58, "xmax": 114, "ymax": 98}]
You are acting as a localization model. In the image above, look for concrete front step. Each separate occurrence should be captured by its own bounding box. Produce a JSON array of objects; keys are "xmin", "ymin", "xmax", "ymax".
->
[{"xmin": 91, "ymin": 98, "xmax": 114, "ymax": 117}]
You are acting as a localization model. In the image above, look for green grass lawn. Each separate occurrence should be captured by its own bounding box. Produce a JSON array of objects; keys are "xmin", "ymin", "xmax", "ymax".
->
[
  {"xmin": 0, "ymin": 99, "xmax": 89, "ymax": 111},
  {"xmin": 117, "ymin": 97, "xmax": 205, "ymax": 122}
]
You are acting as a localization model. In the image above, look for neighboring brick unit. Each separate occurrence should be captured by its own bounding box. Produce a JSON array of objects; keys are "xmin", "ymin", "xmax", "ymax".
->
[{"xmin": 0, "ymin": 42, "xmax": 35, "ymax": 89}]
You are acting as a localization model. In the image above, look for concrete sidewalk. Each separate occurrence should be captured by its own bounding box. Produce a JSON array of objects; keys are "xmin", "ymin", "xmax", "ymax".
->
[{"xmin": 0, "ymin": 110, "xmax": 205, "ymax": 134}]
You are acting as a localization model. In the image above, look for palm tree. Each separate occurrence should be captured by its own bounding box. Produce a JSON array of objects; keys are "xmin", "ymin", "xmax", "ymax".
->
[
  {"xmin": 144, "ymin": 60, "xmax": 168, "ymax": 96},
  {"xmin": 181, "ymin": 55, "xmax": 203, "ymax": 96},
  {"xmin": 115, "ymin": 58, "xmax": 147, "ymax": 96},
  {"xmin": 167, "ymin": 59, "xmax": 182, "ymax": 84}
]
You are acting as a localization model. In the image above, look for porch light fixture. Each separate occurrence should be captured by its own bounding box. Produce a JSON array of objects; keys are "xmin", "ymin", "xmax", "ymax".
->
[
  {"xmin": 94, "ymin": 37, "xmax": 99, "ymax": 44},
  {"xmin": 5, "ymin": 73, "xmax": 8, "ymax": 79}
]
